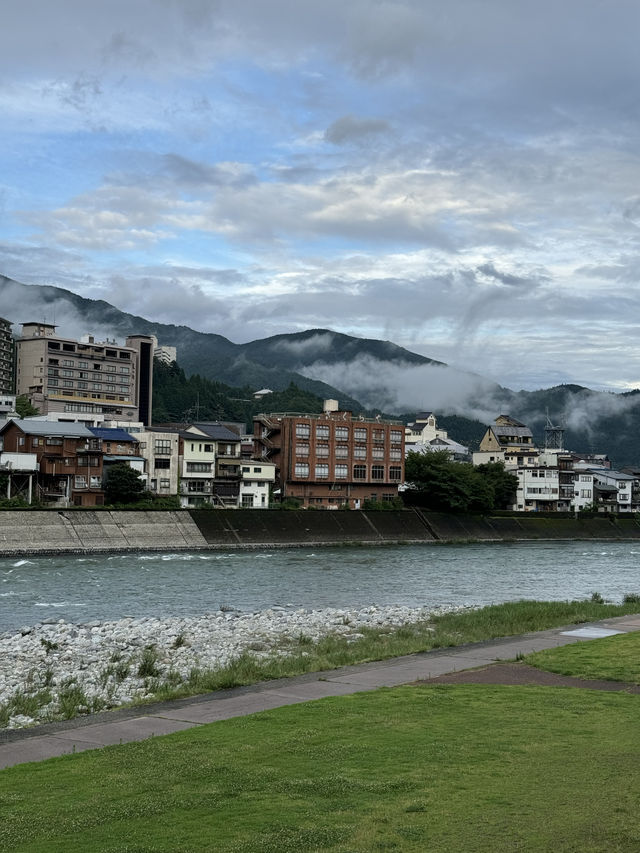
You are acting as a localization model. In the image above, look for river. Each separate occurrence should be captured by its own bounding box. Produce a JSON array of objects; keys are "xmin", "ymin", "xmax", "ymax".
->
[{"xmin": 1, "ymin": 540, "xmax": 639, "ymax": 633}]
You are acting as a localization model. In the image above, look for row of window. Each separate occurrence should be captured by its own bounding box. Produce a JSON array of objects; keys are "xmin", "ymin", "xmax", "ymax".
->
[
  {"xmin": 294, "ymin": 423, "xmax": 403, "ymax": 443},
  {"xmin": 48, "ymin": 379, "xmax": 129, "ymax": 393},
  {"xmin": 48, "ymin": 342, "xmax": 131, "ymax": 360},
  {"xmin": 49, "ymin": 362, "xmax": 130, "ymax": 374},
  {"xmin": 295, "ymin": 442, "xmax": 402, "ymax": 460},
  {"xmin": 294, "ymin": 463, "xmax": 402, "ymax": 481}
]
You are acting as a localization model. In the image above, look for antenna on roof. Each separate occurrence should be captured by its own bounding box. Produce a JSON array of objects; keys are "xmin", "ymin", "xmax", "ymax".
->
[{"xmin": 544, "ymin": 408, "xmax": 565, "ymax": 451}]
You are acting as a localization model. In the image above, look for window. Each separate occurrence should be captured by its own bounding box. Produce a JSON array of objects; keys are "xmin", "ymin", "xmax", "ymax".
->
[
  {"xmin": 390, "ymin": 466, "xmax": 402, "ymax": 481},
  {"xmin": 93, "ymin": 364, "xmax": 101, "ymax": 371},
  {"xmin": 154, "ymin": 440, "xmax": 172, "ymax": 455},
  {"xmin": 48, "ymin": 358, "xmax": 59, "ymax": 366},
  {"xmin": 390, "ymin": 431, "xmax": 403, "ymax": 444},
  {"xmin": 390, "ymin": 448, "xmax": 402, "ymax": 460},
  {"xmin": 253, "ymin": 467, "xmax": 262, "ymax": 473},
  {"xmin": 185, "ymin": 461, "xmax": 209, "ymax": 472},
  {"xmin": 105, "ymin": 365, "xmax": 116, "ymax": 373},
  {"xmin": 203, "ymin": 444, "xmax": 213, "ymax": 453},
  {"xmin": 188, "ymin": 480, "xmax": 206, "ymax": 492},
  {"xmin": 296, "ymin": 443, "xmax": 310, "ymax": 456},
  {"xmin": 372, "ymin": 465, "xmax": 384, "ymax": 480},
  {"xmin": 48, "ymin": 379, "xmax": 59, "ymax": 386},
  {"xmin": 62, "ymin": 369, "xmax": 73, "ymax": 377},
  {"xmin": 373, "ymin": 430, "xmax": 384, "ymax": 443},
  {"xmin": 336, "ymin": 444, "xmax": 348, "ymax": 458},
  {"xmin": 46, "ymin": 437, "xmax": 63, "ymax": 445},
  {"xmin": 63, "ymin": 380, "xmax": 73, "ymax": 388},
  {"xmin": 354, "ymin": 446, "xmax": 367, "ymax": 459},
  {"xmin": 354, "ymin": 427, "xmax": 367, "ymax": 441},
  {"xmin": 77, "ymin": 381, "xmax": 88, "ymax": 390},
  {"xmin": 242, "ymin": 466, "xmax": 250, "ymax": 473},
  {"xmin": 160, "ymin": 478, "xmax": 170, "ymax": 489},
  {"xmin": 242, "ymin": 494, "xmax": 254, "ymax": 508},
  {"xmin": 335, "ymin": 426, "xmax": 348, "ymax": 440},
  {"xmin": 295, "ymin": 423, "xmax": 310, "ymax": 438},
  {"xmin": 315, "ymin": 463, "xmax": 329, "ymax": 478},
  {"xmin": 382, "ymin": 493, "xmax": 395, "ymax": 503},
  {"xmin": 90, "ymin": 476, "xmax": 101, "ymax": 488},
  {"xmin": 74, "ymin": 475, "xmax": 87, "ymax": 489},
  {"xmin": 316, "ymin": 424, "xmax": 330, "ymax": 438},
  {"xmin": 92, "ymin": 383, "xmax": 102, "ymax": 390},
  {"xmin": 316, "ymin": 443, "xmax": 329, "ymax": 458},
  {"xmin": 78, "ymin": 360, "xmax": 88, "ymax": 368},
  {"xmin": 353, "ymin": 464, "xmax": 366, "ymax": 479},
  {"xmin": 372, "ymin": 447, "xmax": 384, "ymax": 460},
  {"xmin": 155, "ymin": 458, "xmax": 172, "ymax": 470},
  {"xmin": 120, "ymin": 366, "xmax": 130, "ymax": 374},
  {"xmin": 48, "ymin": 368, "xmax": 59, "ymax": 376},
  {"xmin": 335, "ymin": 464, "xmax": 348, "ymax": 478},
  {"xmin": 295, "ymin": 462, "xmax": 309, "ymax": 478}
]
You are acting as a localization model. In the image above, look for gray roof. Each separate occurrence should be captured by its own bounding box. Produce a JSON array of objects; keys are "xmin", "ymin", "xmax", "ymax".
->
[
  {"xmin": 492, "ymin": 425, "xmax": 533, "ymax": 440},
  {"xmin": 0, "ymin": 418, "xmax": 93, "ymax": 438},
  {"xmin": 189, "ymin": 423, "xmax": 241, "ymax": 441}
]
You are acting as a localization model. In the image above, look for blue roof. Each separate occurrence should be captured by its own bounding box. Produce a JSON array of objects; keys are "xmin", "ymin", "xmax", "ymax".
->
[{"xmin": 89, "ymin": 427, "xmax": 137, "ymax": 442}]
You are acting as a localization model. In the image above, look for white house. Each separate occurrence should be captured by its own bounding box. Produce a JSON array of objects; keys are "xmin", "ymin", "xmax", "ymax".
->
[{"xmin": 239, "ymin": 460, "xmax": 276, "ymax": 508}]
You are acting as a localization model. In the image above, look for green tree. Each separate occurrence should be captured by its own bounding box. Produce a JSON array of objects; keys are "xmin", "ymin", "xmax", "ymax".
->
[
  {"xmin": 103, "ymin": 463, "xmax": 147, "ymax": 504},
  {"xmin": 404, "ymin": 450, "xmax": 495, "ymax": 513},
  {"xmin": 15, "ymin": 395, "xmax": 39, "ymax": 417},
  {"xmin": 475, "ymin": 462, "xmax": 518, "ymax": 510}
]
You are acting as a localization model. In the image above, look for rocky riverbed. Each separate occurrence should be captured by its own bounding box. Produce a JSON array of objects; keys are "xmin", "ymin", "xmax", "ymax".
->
[{"xmin": 0, "ymin": 604, "xmax": 466, "ymax": 729}]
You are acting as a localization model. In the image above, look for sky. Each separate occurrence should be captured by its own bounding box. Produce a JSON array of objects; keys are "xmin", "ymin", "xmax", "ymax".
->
[{"xmin": 1, "ymin": 0, "xmax": 640, "ymax": 394}]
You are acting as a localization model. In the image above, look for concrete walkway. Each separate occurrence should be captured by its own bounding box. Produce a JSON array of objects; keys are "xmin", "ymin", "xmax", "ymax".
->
[{"xmin": 2, "ymin": 612, "xmax": 639, "ymax": 771}]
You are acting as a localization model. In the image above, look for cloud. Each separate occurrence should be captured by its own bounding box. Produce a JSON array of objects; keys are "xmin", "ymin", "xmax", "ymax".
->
[
  {"xmin": 324, "ymin": 115, "xmax": 390, "ymax": 145},
  {"xmin": 300, "ymin": 354, "xmax": 499, "ymax": 416},
  {"xmin": 271, "ymin": 332, "xmax": 336, "ymax": 357}
]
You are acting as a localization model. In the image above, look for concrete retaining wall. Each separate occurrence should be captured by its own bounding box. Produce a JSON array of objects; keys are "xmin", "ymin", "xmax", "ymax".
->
[
  {"xmin": 1, "ymin": 509, "xmax": 640, "ymax": 556},
  {"xmin": 0, "ymin": 510, "xmax": 208, "ymax": 555}
]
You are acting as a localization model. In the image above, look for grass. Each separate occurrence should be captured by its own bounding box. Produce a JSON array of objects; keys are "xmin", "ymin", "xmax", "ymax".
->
[
  {"xmin": 142, "ymin": 598, "xmax": 640, "ymax": 703},
  {"xmin": 0, "ymin": 684, "xmax": 639, "ymax": 851},
  {"xmin": 3, "ymin": 598, "xmax": 639, "ymax": 726},
  {"xmin": 527, "ymin": 630, "xmax": 640, "ymax": 684}
]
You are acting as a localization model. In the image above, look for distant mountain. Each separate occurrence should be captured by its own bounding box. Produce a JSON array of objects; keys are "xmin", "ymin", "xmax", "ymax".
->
[{"xmin": 3, "ymin": 274, "xmax": 640, "ymax": 467}]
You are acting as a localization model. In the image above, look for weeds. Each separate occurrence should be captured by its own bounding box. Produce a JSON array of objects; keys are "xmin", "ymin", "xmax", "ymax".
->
[
  {"xmin": 39, "ymin": 638, "xmax": 59, "ymax": 655},
  {"xmin": 137, "ymin": 645, "xmax": 160, "ymax": 678},
  {"xmin": 172, "ymin": 633, "xmax": 186, "ymax": 649}
]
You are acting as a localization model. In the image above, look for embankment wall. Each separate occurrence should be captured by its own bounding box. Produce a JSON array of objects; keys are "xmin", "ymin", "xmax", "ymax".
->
[{"xmin": 1, "ymin": 509, "xmax": 640, "ymax": 556}]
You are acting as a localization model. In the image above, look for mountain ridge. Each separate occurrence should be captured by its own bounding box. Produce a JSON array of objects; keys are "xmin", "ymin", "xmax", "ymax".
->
[{"xmin": 2, "ymin": 275, "xmax": 640, "ymax": 467}]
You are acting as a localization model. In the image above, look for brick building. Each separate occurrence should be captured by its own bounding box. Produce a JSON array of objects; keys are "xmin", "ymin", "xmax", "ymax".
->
[{"xmin": 253, "ymin": 401, "xmax": 405, "ymax": 508}]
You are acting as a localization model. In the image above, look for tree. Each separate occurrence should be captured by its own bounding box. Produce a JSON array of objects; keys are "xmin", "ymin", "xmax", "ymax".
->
[
  {"xmin": 15, "ymin": 395, "xmax": 39, "ymax": 418},
  {"xmin": 404, "ymin": 450, "xmax": 495, "ymax": 514},
  {"xmin": 103, "ymin": 463, "xmax": 147, "ymax": 504},
  {"xmin": 474, "ymin": 462, "xmax": 518, "ymax": 510}
]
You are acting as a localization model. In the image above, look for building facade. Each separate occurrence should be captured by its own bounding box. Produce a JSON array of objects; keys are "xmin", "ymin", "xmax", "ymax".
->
[
  {"xmin": 253, "ymin": 403, "xmax": 405, "ymax": 508},
  {"xmin": 0, "ymin": 317, "xmax": 14, "ymax": 395},
  {"xmin": 15, "ymin": 324, "xmax": 154, "ymax": 426}
]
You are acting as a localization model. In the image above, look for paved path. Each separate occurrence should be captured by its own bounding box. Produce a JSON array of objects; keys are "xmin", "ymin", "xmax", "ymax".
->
[{"xmin": 1, "ymin": 613, "xmax": 639, "ymax": 771}]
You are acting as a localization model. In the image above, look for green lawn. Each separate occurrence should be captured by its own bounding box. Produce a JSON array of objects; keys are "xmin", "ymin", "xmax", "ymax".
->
[
  {"xmin": 527, "ymin": 630, "xmax": 640, "ymax": 684},
  {"xmin": 1, "ymin": 683, "xmax": 639, "ymax": 852}
]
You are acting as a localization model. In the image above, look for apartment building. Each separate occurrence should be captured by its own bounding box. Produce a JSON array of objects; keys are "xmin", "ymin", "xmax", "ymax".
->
[
  {"xmin": 0, "ymin": 418, "xmax": 104, "ymax": 506},
  {"xmin": 15, "ymin": 323, "xmax": 154, "ymax": 425},
  {"xmin": 253, "ymin": 401, "xmax": 405, "ymax": 508},
  {"xmin": 138, "ymin": 430, "xmax": 180, "ymax": 497},
  {"xmin": 239, "ymin": 460, "xmax": 276, "ymax": 508},
  {"xmin": 0, "ymin": 317, "xmax": 14, "ymax": 394}
]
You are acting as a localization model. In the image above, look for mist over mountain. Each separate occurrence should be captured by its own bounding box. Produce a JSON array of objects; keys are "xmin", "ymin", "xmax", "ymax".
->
[{"xmin": 3, "ymin": 275, "xmax": 640, "ymax": 467}]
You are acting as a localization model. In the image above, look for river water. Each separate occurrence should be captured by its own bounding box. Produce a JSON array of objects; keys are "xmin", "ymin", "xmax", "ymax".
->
[{"xmin": 1, "ymin": 541, "xmax": 639, "ymax": 634}]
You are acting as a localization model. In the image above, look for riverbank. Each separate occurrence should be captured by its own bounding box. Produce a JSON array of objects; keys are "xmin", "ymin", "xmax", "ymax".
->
[
  {"xmin": 2, "ymin": 508, "xmax": 640, "ymax": 556},
  {"xmin": 3, "ymin": 599, "xmax": 639, "ymax": 731}
]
